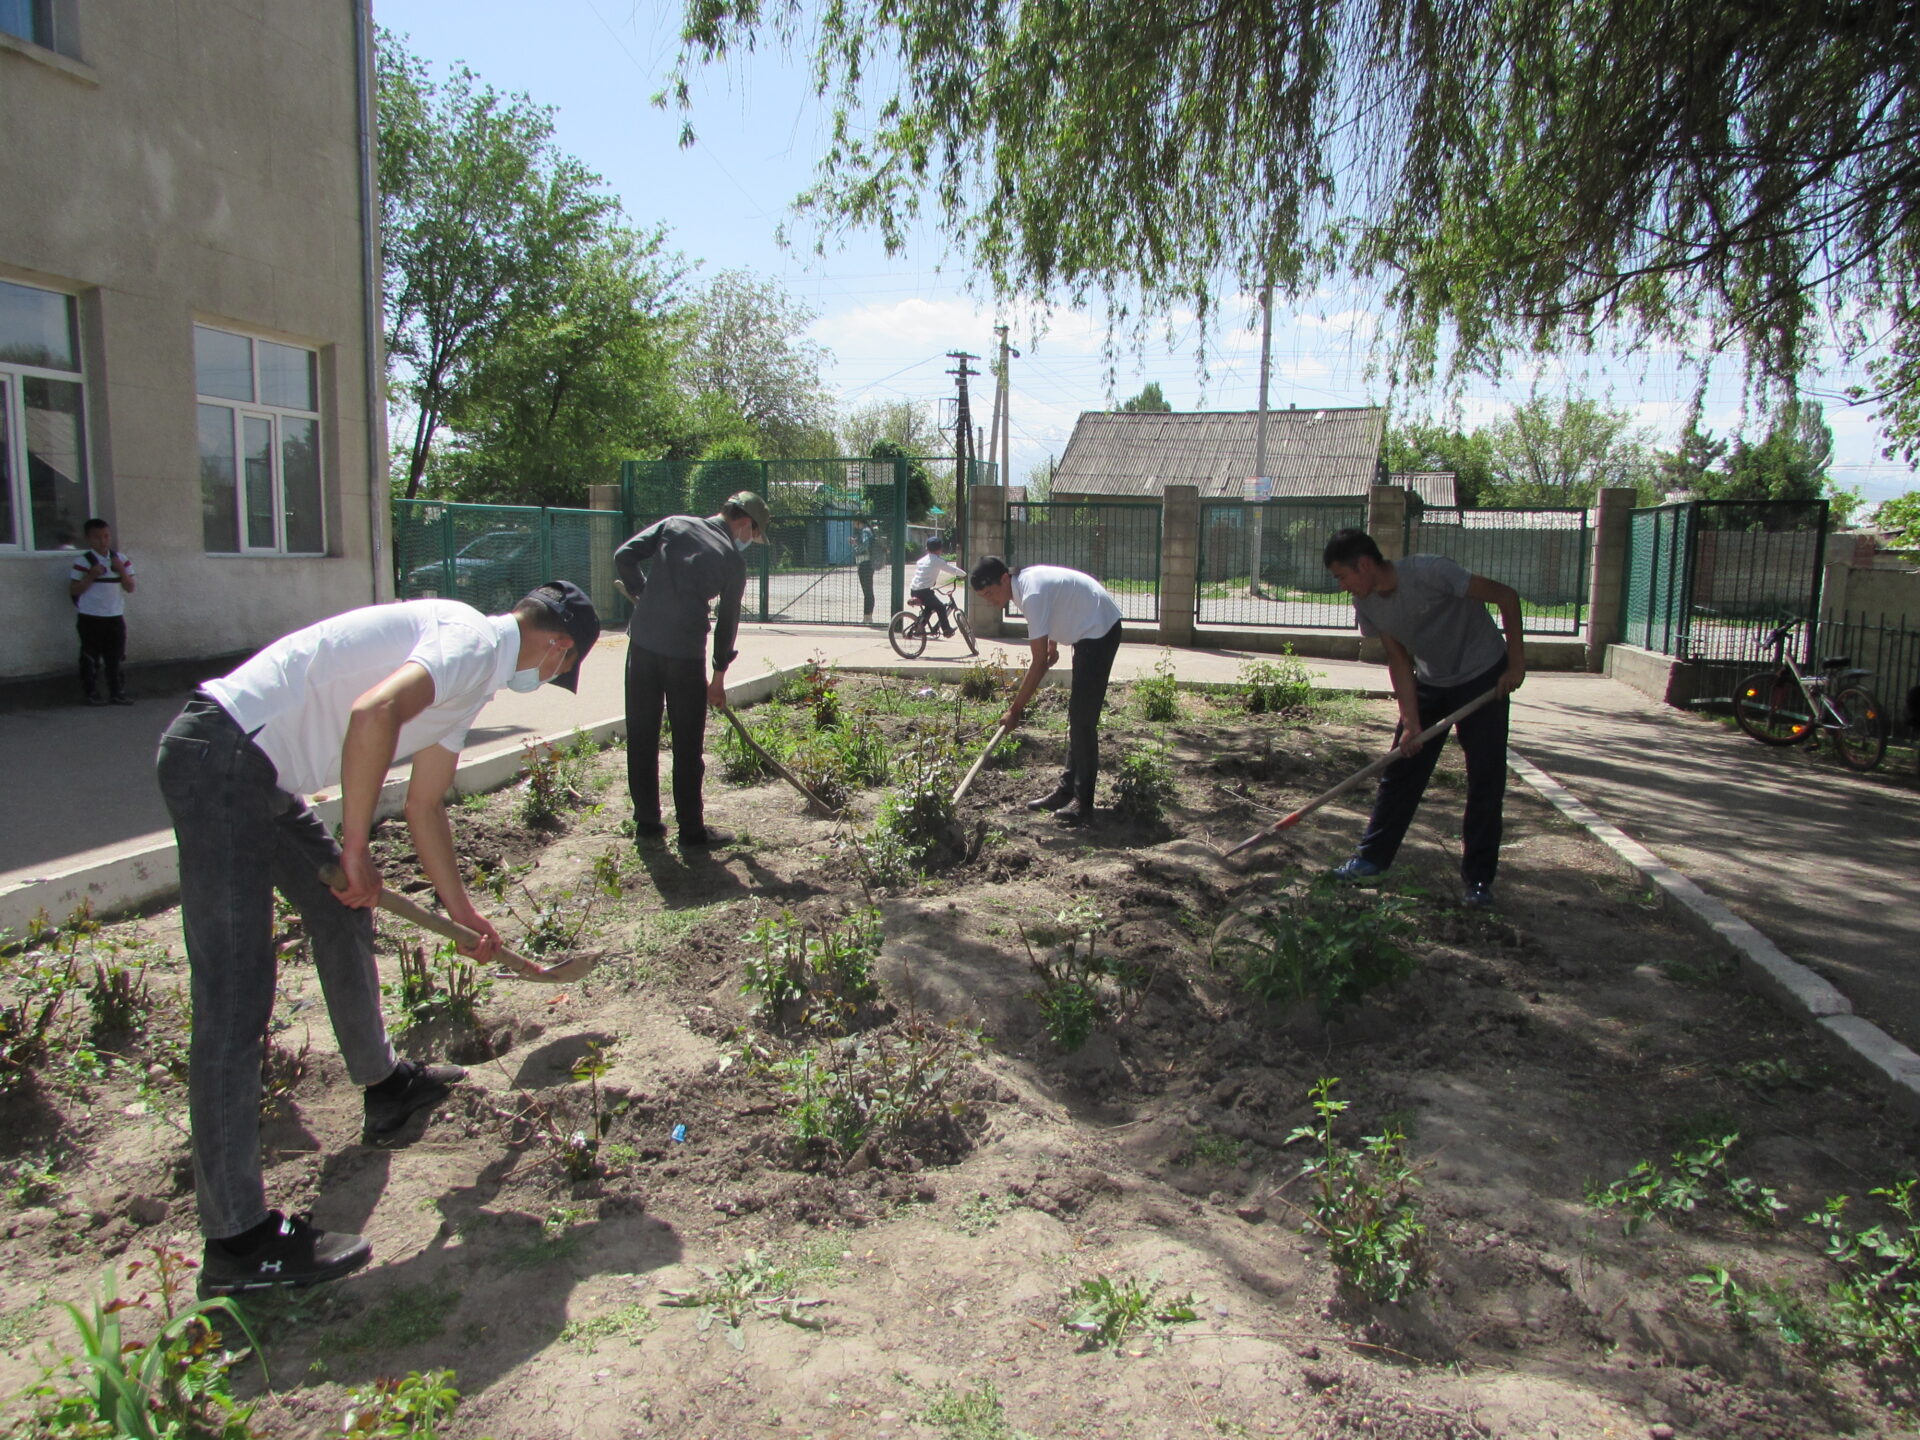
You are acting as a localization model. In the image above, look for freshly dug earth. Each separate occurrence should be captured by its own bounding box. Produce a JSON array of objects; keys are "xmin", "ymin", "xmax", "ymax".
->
[{"xmin": 1, "ymin": 666, "xmax": 1915, "ymax": 1440}]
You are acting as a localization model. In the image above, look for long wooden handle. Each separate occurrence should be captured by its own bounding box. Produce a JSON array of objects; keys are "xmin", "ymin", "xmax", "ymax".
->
[
  {"xmin": 952, "ymin": 722, "xmax": 1010, "ymax": 806},
  {"xmin": 719, "ymin": 705, "xmax": 840, "ymax": 816},
  {"xmin": 1220, "ymin": 686, "xmax": 1505, "ymax": 859},
  {"xmin": 319, "ymin": 864, "xmax": 568, "ymax": 981}
]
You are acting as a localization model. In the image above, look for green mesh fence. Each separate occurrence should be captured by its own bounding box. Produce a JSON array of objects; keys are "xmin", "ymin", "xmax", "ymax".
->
[
  {"xmin": 1005, "ymin": 501, "xmax": 1161, "ymax": 621},
  {"xmin": 1622, "ymin": 500, "xmax": 1827, "ymax": 662},
  {"xmin": 1196, "ymin": 499, "xmax": 1363, "ymax": 627},
  {"xmin": 1408, "ymin": 508, "xmax": 1590, "ymax": 635},
  {"xmin": 392, "ymin": 500, "xmax": 633, "ymax": 626}
]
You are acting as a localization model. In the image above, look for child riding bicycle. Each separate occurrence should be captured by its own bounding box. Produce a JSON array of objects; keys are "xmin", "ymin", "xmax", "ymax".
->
[{"xmin": 910, "ymin": 535, "xmax": 966, "ymax": 637}]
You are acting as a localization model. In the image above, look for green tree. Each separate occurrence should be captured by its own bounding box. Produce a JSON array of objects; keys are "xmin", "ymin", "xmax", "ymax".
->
[
  {"xmin": 1872, "ymin": 491, "xmax": 1920, "ymax": 546},
  {"xmin": 1702, "ymin": 403, "xmax": 1831, "ymax": 504},
  {"xmin": 1654, "ymin": 419, "xmax": 1729, "ymax": 500},
  {"xmin": 672, "ymin": 0, "xmax": 1920, "ymax": 455},
  {"xmin": 840, "ymin": 399, "xmax": 944, "ymax": 457},
  {"xmin": 869, "ymin": 439, "xmax": 938, "ymax": 520},
  {"xmin": 1482, "ymin": 397, "xmax": 1658, "ymax": 506},
  {"xmin": 682, "ymin": 270, "xmax": 835, "ymax": 459},
  {"xmin": 1383, "ymin": 418, "xmax": 1496, "ymax": 506},
  {"xmin": 1025, "ymin": 455, "xmax": 1056, "ymax": 502},
  {"xmin": 378, "ymin": 31, "xmax": 618, "ymax": 499},
  {"xmin": 1118, "ymin": 382, "xmax": 1172, "ymax": 413}
]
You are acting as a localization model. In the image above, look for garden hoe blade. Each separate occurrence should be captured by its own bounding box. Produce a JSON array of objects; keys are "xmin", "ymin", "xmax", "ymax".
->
[
  {"xmin": 951, "ymin": 721, "xmax": 1011, "ymax": 807},
  {"xmin": 319, "ymin": 864, "xmax": 596, "ymax": 983},
  {"xmin": 1218, "ymin": 686, "xmax": 1505, "ymax": 861},
  {"xmin": 718, "ymin": 704, "xmax": 842, "ymax": 817}
]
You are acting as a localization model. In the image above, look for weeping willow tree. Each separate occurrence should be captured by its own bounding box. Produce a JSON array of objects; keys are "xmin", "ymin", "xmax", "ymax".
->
[{"xmin": 671, "ymin": 0, "xmax": 1920, "ymax": 446}]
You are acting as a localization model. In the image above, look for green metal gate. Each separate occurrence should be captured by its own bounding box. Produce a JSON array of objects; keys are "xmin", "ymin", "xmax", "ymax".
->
[
  {"xmin": 1196, "ymin": 498, "xmax": 1363, "ymax": 627},
  {"xmin": 1004, "ymin": 500, "xmax": 1162, "ymax": 621},
  {"xmin": 393, "ymin": 500, "xmax": 632, "ymax": 626},
  {"xmin": 1622, "ymin": 500, "xmax": 1827, "ymax": 663}
]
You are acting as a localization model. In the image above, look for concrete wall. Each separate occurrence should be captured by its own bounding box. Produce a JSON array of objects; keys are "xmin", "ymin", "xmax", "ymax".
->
[{"xmin": 0, "ymin": 1, "xmax": 385, "ymax": 682}]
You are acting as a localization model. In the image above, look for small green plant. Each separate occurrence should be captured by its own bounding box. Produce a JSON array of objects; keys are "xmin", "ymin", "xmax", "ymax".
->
[
  {"xmin": 1134, "ymin": 650, "xmax": 1181, "ymax": 721},
  {"xmin": 3, "ymin": 1150, "xmax": 67, "ymax": 1206},
  {"xmin": 1586, "ymin": 1133, "xmax": 1784, "ymax": 1234},
  {"xmin": 259, "ymin": 1025, "xmax": 311, "ymax": 1120},
  {"xmin": 1021, "ymin": 901, "xmax": 1150, "ymax": 1053},
  {"xmin": 590, "ymin": 845, "xmax": 627, "ymax": 898},
  {"xmin": 958, "ymin": 650, "xmax": 1015, "ymax": 702},
  {"xmin": 0, "ymin": 943, "xmax": 80, "ymax": 1095},
  {"xmin": 18, "ymin": 1245, "xmax": 265, "ymax": 1440},
  {"xmin": 953, "ymin": 1192, "xmax": 1016, "ymax": 1236},
  {"xmin": 1689, "ymin": 1267, "xmax": 1824, "ymax": 1346},
  {"xmin": 741, "ymin": 907, "xmax": 882, "ymax": 1024},
  {"xmin": 85, "ymin": 950, "xmax": 153, "ymax": 1042},
  {"xmin": 1110, "ymin": 742, "xmax": 1177, "ymax": 824},
  {"xmin": 871, "ymin": 737, "xmax": 963, "ymax": 873},
  {"xmin": 1286, "ymin": 1077, "xmax": 1429, "ymax": 1302},
  {"xmin": 559, "ymin": 1303, "xmax": 655, "ymax": 1352},
  {"xmin": 762, "ymin": 1016, "xmax": 982, "ymax": 1156},
  {"xmin": 918, "ymin": 1380, "xmax": 1036, "ymax": 1438},
  {"xmin": 341, "ymin": 1369, "xmax": 461, "ymax": 1439},
  {"xmin": 1808, "ymin": 1179, "xmax": 1920, "ymax": 1372},
  {"xmin": 385, "ymin": 941, "xmax": 492, "ymax": 1029},
  {"xmin": 1217, "ymin": 881, "xmax": 1413, "ymax": 1018},
  {"xmin": 517, "ymin": 736, "xmax": 593, "ymax": 827},
  {"xmin": 660, "ymin": 1246, "xmax": 832, "ymax": 1350},
  {"xmin": 1186, "ymin": 1129, "xmax": 1247, "ymax": 1167},
  {"xmin": 1059, "ymin": 1272, "xmax": 1199, "ymax": 1350},
  {"xmin": 1241, "ymin": 648, "xmax": 1316, "ymax": 713}
]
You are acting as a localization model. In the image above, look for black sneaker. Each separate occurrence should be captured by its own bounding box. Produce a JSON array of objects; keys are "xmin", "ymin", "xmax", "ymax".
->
[
  {"xmin": 1025, "ymin": 787, "xmax": 1073, "ymax": 813},
  {"xmin": 1463, "ymin": 882, "xmax": 1494, "ymax": 910},
  {"xmin": 630, "ymin": 818, "xmax": 667, "ymax": 842},
  {"xmin": 199, "ymin": 1211, "xmax": 371, "ymax": 1297},
  {"xmin": 362, "ymin": 1058, "xmax": 466, "ymax": 1145},
  {"xmin": 680, "ymin": 826, "xmax": 734, "ymax": 848},
  {"xmin": 110, "ymin": 694, "xmax": 135, "ymax": 706},
  {"xmin": 1055, "ymin": 799, "xmax": 1095, "ymax": 827}
]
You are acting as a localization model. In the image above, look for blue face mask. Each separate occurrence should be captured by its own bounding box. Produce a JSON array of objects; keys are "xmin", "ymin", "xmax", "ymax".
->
[
  {"xmin": 735, "ymin": 536, "xmax": 752, "ymax": 553},
  {"xmin": 507, "ymin": 667, "xmax": 544, "ymax": 693}
]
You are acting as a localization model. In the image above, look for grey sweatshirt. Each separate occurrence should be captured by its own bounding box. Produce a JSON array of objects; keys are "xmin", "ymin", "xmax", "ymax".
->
[{"xmin": 614, "ymin": 515, "xmax": 748, "ymax": 667}]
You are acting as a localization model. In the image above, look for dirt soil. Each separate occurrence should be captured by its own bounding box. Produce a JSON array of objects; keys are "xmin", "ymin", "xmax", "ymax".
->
[{"xmin": 3, "ymin": 669, "xmax": 1917, "ymax": 1440}]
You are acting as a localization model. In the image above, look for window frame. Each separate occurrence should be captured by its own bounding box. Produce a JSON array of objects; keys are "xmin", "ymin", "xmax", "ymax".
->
[
  {"xmin": 194, "ymin": 323, "xmax": 325, "ymax": 558},
  {"xmin": 0, "ymin": 278, "xmax": 91, "ymax": 555}
]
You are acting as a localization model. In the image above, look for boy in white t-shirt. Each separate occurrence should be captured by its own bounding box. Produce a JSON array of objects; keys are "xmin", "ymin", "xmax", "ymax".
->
[
  {"xmin": 909, "ymin": 534, "xmax": 970, "ymax": 647},
  {"xmin": 68, "ymin": 517, "xmax": 136, "ymax": 705},
  {"xmin": 156, "ymin": 583, "xmax": 598, "ymax": 1297}
]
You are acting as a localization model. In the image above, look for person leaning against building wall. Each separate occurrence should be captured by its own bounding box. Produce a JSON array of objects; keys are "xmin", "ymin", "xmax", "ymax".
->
[
  {"xmin": 69, "ymin": 517, "xmax": 136, "ymax": 706},
  {"xmin": 615, "ymin": 491, "xmax": 770, "ymax": 849}
]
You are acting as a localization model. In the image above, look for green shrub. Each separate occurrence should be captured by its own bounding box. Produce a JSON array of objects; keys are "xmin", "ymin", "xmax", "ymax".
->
[
  {"xmin": 741, "ymin": 907, "xmax": 881, "ymax": 1022},
  {"xmin": 871, "ymin": 739, "xmax": 963, "ymax": 872},
  {"xmin": 959, "ymin": 651, "xmax": 1015, "ymax": 702},
  {"xmin": 1287, "ymin": 1078, "xmax": 1428, "ymax": 1302},
  {"xmin": 763, "ymin": 1016, "xmax": 983, "ymax": 1155},
  {"xmin": 1241, "ymin": 648, "xmax": 1316, "ymax": 713},
  {"xmin": 1586, "ymin": 1133, "xmax": 1784, "ymax": 1235},
  {"xmin": 1023, "ymin": 901, "xmax": 1150, "ymax": 1052},
  {"xmin": 1218, "ymin": 882, "xmax": 1413, "ymax": 1017},
  {"xmin": 1059, "ymin": 1273, "xmax": 1199, "ymax": 1350},
  {"xmin": 1111, "ymin": 743, "xmax": 1177, "ymax": 824},
  {"xmin": 342, "ymin": 1370, "xmax": 462, "ymax": 1439},
  {"xmin": 1134, "ymin": 650, "xmax": 1181, "ymax": 721}
]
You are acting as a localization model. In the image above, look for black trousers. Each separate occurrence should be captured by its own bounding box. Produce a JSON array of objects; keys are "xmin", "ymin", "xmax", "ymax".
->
[
  {"xmin": 626, "ymin": 644, "xmax": 709, "ymax": 831},
  {"xmin": 77, "ymin": 614, "xmax": 126, "ymax": 700},
  {"xmin": 912, "ymin": 586, "xmax": 954, "ymax": 635},
  {"xmin": 857, "ymin": 561, "xmax": 875, "ymax": 617},
  {"xmin": 1355, "ymin": 655, "xmax": 1510, "ymax": 886},
  {"xmin": 1060, "ymin": 620, "xmax": 1123, "ymax": 808}
]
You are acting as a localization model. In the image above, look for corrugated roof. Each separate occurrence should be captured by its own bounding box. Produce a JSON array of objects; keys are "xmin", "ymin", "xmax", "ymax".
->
[
  {"xmin": 1388, "ymin": 471, "xmax": 1460, "ymax": 508},
  {"xmin": 1053, "ymin": 408, "xmax": 1385, "ymax": 500}
]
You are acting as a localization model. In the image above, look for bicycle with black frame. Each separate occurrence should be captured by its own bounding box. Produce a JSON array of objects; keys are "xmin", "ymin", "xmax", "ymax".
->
[
  {"xmin": 888, "ymin": 579, "xmax": 977, "ymax": 659},
  {"xmin": 1732, "ymin": 620, "xmax": 1888, "ymax": 772}
]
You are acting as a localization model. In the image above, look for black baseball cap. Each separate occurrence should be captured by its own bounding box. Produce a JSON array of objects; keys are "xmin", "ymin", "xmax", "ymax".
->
[{"xmin": 521, "ymin": 580, "xmax": 600, "ymax": 692}]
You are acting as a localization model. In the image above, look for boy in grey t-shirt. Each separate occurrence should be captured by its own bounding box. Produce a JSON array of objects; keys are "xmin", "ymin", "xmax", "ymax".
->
[{"xmin": 1322, "ymin": 529, "xmax": 1527, "ymax": 907}]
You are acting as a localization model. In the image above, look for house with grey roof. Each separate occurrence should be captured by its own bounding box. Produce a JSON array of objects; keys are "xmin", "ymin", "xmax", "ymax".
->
[{"xmin": 1051, "ymin": 407, "xmax": 1389, "ymax": 502}]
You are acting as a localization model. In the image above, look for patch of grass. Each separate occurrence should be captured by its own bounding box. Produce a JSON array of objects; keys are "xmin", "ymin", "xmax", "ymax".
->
[
  {"xmin": 559, "ymin": 1302, "xmax": 656, "ymax": 1352},
  {"xmin": 319, "ymin": 1284, "xmax": 460, "ymax": 1354},
  {"xmin": 1186, "ymin": 1129, "xmax": 1247, "ymax": 1167},
  {"xmin": 1059, "ymin": 1272, "xmax": 1199, "ymax": 1350},
  {"xmin": 1586, "ymin": 1133, "xmax": 1784, "ymax": 1234},
  {"xmin": 1287, "ymin": 1077, "xmax": 1429, "ymax": 1302},
  {"xmin": 918, "ymin": 1380, "xmax": 1036, "ymax": 1439},
  {"xmin": 953, "ymin": 1193, "xmax": 1016, "ymax": 1236}
]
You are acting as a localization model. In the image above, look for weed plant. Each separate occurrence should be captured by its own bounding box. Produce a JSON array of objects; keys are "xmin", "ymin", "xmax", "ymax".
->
[
  {"xmin": 0, "ymin": 949, "xmax": 78, "ymax": 1096},
  {"xmin": 1111, "ymin": 743, "xmax": 1177, "ymax": 824},
  {"xmin": 341, "ymin": 1370, "xmax": 462, "ymax": 1439},
  {"xmin": 1586, "ymin": 1133, "xmax": 1784, "ymax": 1234},
  {"xmin": 1059, "ymin": 1273, "xmax": 1199, "ymax": 1350},
  {"xmin": 1286, "ymin": 1078, "xmax": 1429, "ymax": 1302},
  {"xmin": 259, "ymin": 1025, "xmax": 311, "ymax": 1120},
  {"xmin": 85, "ymin": 951, "xmax": 152, "ymax": 1042},
  {"xmin": 1241, "ymin": 648, "xmax": 1317, "ymax": 713},
  {"xmin": 659, "ymin": 1246, "xmax": 833, "ymax": 1350},
  {"xmin": 918, "ymin": 1380, "xmax": 1036, "ymax": 1438},
  {"xmin": 958, "ymin": 651, "xmax": 1016, "ymax": 702},
  {"xmin": 1134, "ymin": 650, "xmax": 1182, "ymax": 721},
  {"xmin": 761, "ymin": 1016, "xmax": 982, "ymax": 1157},
  {"xmin": 1021, "ymin": 902, "xmax": 1151, "ymax": 1053},
  {"xmin": 870, "ymin": 737, "xmax": 963, "ymax": 873},
  {"xmin": 1219, "ymin": 882, "xmax": 1414, "ymax": 1018},
  {"xmin": 386, "ymin": 941, "xmax": 492, "ymax": 1029},
  {"xmin": 559, "ymin": 1303, "xmax": 655, "ymax": 1352},
  {"xmin": 18, "ymin": 1245, "xmax": 265, "ymax": 1440},
  {"xmin": 517, "ymin": 732, "xmax": 599, "ymax": 827}
]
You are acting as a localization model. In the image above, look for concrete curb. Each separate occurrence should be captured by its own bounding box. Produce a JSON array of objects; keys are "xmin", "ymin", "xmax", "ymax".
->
[
  {"xmin": 0, "ymin": 666, "xmax": 798, "ymax": 936},
  {"xmin": 1508, "ymin": 749, "xmax": 1920, "ymax": 1122}
]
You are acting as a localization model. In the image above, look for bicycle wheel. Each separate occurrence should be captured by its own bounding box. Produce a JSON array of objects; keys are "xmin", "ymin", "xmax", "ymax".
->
[
  {"xmin": 888, "ymin": 610, "xmax": 927, "ymax": 659},
  {"xmin": 1732, "ymin": 669, "xmax": 1811, "ymax": 745},
  {"xmin": 954, "ymin": 610, "xmax": 975, "ymax": 652},
  {"xmin": 1832, "ymin": 685, "xmax": 1888, "ymax": 772}
]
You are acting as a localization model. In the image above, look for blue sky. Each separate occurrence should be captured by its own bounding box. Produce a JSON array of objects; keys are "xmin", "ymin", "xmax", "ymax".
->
[{"xmin": 375, "ymin": 0, "xmax": 1918, "ymax": 506}]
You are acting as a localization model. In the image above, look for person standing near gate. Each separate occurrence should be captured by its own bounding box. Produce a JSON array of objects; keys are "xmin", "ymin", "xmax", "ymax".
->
[
  {"xmin": 616, "ymin": 491, "xmax": 769, "ymax": 847},
  {"xmin": 969, "ymin": 557, "xmax": 1124, "ymax": 826},
  {"xmin": 69, "ymin": 517, "xmax": 136, "ymax": 705},
  {"xmin": 1321, "ymin": 528, "xmax": 1526, "ymax": 908},
  {"xmin": 853, "ymin": 516, "xmax": 876, "ymax": 623}
]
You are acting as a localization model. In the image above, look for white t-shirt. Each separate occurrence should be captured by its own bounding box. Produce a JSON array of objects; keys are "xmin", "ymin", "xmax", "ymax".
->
[
  {"xmin": 70, "ymin": 549, "xmax": 134, "ymax": 618},
  {"xmin": 205, "ymin": 600, "xmax": 519, "ymax": 795},
  {"xmin": 911, "ymin": 553, "xmax": 964, "ymax": 591},
  {"xmin": 1012, "ymin": 565, "xmax": 1123, "ymax": 646}
]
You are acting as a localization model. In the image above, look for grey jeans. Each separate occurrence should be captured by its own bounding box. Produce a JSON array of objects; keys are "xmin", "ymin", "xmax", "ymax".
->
[{"xmin": 156, "ymin": 694, "xmax": 397, "ymax": 1239}]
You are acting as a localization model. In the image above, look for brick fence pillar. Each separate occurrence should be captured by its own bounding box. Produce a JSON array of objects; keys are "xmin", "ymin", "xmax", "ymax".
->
[
  {"xmin": 1586, "ymin": 486, "xmax": 1636, "ymax": 672},
  {"xmin": 1159, "ymin": 484, "xmax": 1198, "ymax": 646},
  {"xmin": 588, "ymin": 483, "xmax": 624, "ymax": 621},
  {"xmin": 967, "ymin": 484, "xmax": 1007, "ymax": 637},
  {"xmin": 1368, "ymin": 484, "xmax": 1408, "ymax": 560}
]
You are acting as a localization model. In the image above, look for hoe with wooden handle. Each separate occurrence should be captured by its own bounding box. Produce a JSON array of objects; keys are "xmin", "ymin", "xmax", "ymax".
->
[
  {"xmin": 320, "ymin": 864, "xmax": 596, "ymax": 983},
  {"xmin": 1218, "ymin": 687, "xmax": 1503, "ymax": 861}
]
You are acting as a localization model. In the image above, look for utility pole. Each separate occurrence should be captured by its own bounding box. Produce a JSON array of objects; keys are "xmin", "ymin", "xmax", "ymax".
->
[
  {"xmin": 987, "ymin": 327, "xmax": 1005, "ymax": 488},
  {"xmin": 947, "ymin": 350, "xmax": 978, "ymax": 552},
  {"xmin": 994, "ymin": 325, "xmax": 1019, "ymax": 490},
  {"xmin": 1249, "ymin": 278, "xmax": 1275, "ymax": 597}
]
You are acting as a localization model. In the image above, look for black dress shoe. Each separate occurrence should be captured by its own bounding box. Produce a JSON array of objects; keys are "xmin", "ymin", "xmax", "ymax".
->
[
  {"xmin": 1026, "ymin": 787, "xmax": 1073, "ymax": 813},
  {"xmin": 681, "ymin": 826, "xmax": 734, "ymax": 847},
  {"xmin": 1055, "ymin": 800, "xmax": 1094, "ymax": 826}
]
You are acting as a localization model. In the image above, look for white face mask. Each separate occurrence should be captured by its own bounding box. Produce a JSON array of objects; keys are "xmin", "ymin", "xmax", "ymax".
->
[
  {"xmin": 507, "ymin": 667, "xmax": 544, "ymax": 693},
  {"xmin": 735, "ymin": 535, "xmax": 753, "ymax": 553}
]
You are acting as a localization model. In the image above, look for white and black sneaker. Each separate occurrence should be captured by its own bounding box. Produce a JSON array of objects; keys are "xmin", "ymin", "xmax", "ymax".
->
[
  {"xmin": 363, "ymin": 1058, "xmax": 467, "ymax": 1145},
  {"xmin": 199, "ymin": 1211, "xmax": 371, "ymax": 1297}
]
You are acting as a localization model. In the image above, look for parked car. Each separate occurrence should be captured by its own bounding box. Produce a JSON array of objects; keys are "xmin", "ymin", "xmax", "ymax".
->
[{"xmin": 405, "ymin": 528, "xmax": 538, "ymax": 615}]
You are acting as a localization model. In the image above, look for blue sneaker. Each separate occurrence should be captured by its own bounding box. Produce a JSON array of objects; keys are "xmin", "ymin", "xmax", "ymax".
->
[
  {"xmin": 1462, "ymin": 882, "xmax": 1494, "ymax": 909},
  {"xmin": 1330, "ymin": 857, "xmax": 1383, "ymax": 881}
]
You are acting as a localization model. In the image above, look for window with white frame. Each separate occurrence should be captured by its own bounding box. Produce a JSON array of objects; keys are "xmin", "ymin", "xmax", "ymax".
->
[
  {"xmin": 0, "ymin": 278, "xmax": 91, "ymax": 552},
  {"xmin": 195, "ymin": 324, "xmax": 324, "ymax": 555}
]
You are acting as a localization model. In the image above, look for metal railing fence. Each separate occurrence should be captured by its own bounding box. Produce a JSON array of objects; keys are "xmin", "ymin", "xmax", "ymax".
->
[
  {"xmin": 1196, "ymin": 498, "xmax": 1364, "ymax": 628},
  {"xmin": 1815, "ymin": 611, "xmax": 1920, "ymax": 749},
  {"xmin": 1005, "ymin": 500, "xmax": 1162, "ymax": 621},
  {"xmin": 1408, "ymin": 507, "xmax": 1590, "ymax": 636},
  {"xmin": 1623, "ymin": 499, "xmax": 1828, "ymax": 663},
  {"xmin": 392, "ymin": 500, "xmax": 633, "ymax": 626}
]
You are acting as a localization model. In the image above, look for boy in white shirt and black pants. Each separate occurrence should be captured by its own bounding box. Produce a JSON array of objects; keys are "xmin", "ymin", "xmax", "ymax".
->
[
  {"xmin": 910, "ymin": 534, "xmax": 973, "ymax": 651},
  {"xmin": 69, "ymin": 517, "xmax": 135, "ymax": 706},
  {"xmin": 969, "ymin": 557, "xmax": 1125, "ymax": 826},
  {"xmin": 155, "ymin": 583, "xmax": 599, "ymax": 1296}
]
